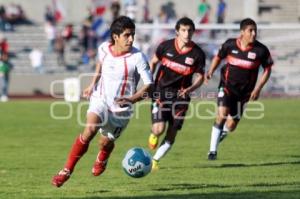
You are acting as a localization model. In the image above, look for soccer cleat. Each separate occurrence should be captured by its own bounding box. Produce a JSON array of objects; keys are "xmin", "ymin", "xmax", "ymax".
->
[
  {"xmin": 148, "ymin": 134, "xmax": 159, "ymax": 150},
  {"xmin": 151, "ymin": 159, "xmax": 159, "ymax": 171},
  {"xmin": 92, "ymin": 160, "xmax": 107, "ymax": 176},
  {"xmin": 52, "ymin": 168, "xmax": 71, "ymax": 187},
  {"xmin": 219, "ymin": 131, "xmax": 228, "ymax": 143},
  {"xmin": 208, "ymin": 151, "xmax": 217, "ymax": 160}
]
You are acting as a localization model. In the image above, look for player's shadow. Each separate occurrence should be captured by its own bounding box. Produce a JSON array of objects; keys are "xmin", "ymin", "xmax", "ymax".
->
[
  {"xmin": 58, "ymin": 189, "xmax": 300, "ymax": 199},
  {"xmin": 196, "ymin": 160, "xmax": 300, "ymax": 169},
  {"xmin": 151, "ymin": 181, "xmax": 300, "ymax": 192}
]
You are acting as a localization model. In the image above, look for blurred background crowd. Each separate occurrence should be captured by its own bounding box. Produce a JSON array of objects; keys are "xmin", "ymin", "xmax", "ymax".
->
[{"xmin": 0, "ymin": 0, "xmax": 300, "ymax": 100}]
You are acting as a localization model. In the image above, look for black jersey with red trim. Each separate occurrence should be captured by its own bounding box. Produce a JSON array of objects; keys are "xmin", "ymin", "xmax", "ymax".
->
[
  {"xmin": 218, "ymin": 38, "xmax": 273, "ymax": 97},
  {"xmin": 154, "ymin": 38, "xmax": 206, "ymax": 95}
]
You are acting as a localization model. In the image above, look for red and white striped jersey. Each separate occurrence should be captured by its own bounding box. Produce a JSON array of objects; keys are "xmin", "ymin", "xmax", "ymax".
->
[{"xmin": 92, "ymin": 41, "xmax": 153, "ymax": 111}]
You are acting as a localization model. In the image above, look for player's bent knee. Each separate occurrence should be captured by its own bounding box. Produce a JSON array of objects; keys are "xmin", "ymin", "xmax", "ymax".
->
[
  {"xmin": 226, "ymin": 120, "xmax": 238, "ymax": 132},
  {"xmin": 87, "ymin": 126, "xmax": 99, "ymax": 134},
  {"xmin": 227, "ymin": 125, "xmax": 237, "ymax": 132},
  {"xmin": 215, "ymin": 117, "xmax": 226, "ymax": 127},
  {"xmin": 152, "ymin": 125, "xmax": 165, "ymax": 135},
  {"xmin": 165, "ymin": 138, "xmax": 175, "ymax": 145},
  {"xmin": 82, "ymin": 126, "xmax": 99, "ymax": 141}
]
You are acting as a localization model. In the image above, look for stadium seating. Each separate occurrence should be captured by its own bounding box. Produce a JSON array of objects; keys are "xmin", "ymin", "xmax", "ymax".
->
[
  {"xmin": 3, "ymin": 0, "xmax": 300, "ymax": 96},
  {"xmin": 5, "ymin": 24, "xmax": 83, "ymax": 74}
]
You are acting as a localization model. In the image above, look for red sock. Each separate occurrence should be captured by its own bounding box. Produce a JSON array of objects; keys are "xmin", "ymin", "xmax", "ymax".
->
[
  {"xmin": 64, "ymin": 134, "xmax": 89, "ymax": 172},
  {"xmin": 96, "ymin": 143, "xmax": 115, "ymax": 163}
]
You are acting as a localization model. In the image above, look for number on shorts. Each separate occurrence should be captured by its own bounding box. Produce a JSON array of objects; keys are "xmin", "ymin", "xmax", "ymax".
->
[{"xmin": 113, "ymin": 127, "xmax": 122, "ymax": 139}]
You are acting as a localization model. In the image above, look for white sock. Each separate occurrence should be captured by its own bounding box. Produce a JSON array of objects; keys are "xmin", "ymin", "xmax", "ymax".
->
[
  {"xmin": 223, "ymin": 123, "xmax": 229, "ymax": 133},
  {"xmin": 209, "ymin": 126, "xmax": 221, "ymax": 152},
  {"xmin": 153, "ymin": 140, "xmax": 172, "ymax": 161}
]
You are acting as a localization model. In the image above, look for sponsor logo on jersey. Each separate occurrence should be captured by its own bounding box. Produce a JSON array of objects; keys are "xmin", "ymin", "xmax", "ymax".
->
[
  {"xmin": 248, "ymin": 52, "xmax": 256, "ymax": 59},
  {"xmin": 185, "ymin": 57, "xmax": 194, "ymax": 65},
  {"xmin": 166, "ymin": 53, "xmax": 174, "ymax": 57},
  {"xmin": 161, "ymin": 57, "xmax": 194, "ymax": 75},
  {"xmin": 232, "ymin": 50, "xmax": 238, "ymax": 54},
  {"xmin": 227, "ymin": 55, "xmax": 260, "ymax": 69}
]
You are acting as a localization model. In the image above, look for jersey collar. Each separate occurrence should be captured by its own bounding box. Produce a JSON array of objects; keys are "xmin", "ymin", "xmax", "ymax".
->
[
  {"xmin": 109, "ymin": 43, "xmax": 132, "ymax": 57},
  {"xmin": 236, "ymin": 37, "xmax": 254, "ymax": 52},
  {"xmin": 174, "ymin": 38, "xmax": 194, "ymax": 55}
]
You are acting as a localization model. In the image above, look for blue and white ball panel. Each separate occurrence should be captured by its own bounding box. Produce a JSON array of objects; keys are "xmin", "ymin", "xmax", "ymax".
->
[{"xmin": 122, "ymin": 147, "xmax": 152, "ymax": 178}]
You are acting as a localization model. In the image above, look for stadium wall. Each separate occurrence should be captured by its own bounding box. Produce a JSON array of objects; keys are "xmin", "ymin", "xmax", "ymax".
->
[
  {"xmin": 8, "ymin": 72, "xmax": 219, "ymax": 98},
  {"xmin": 9, "ymin": 73, "xmax": 84, "ymax": 96}
]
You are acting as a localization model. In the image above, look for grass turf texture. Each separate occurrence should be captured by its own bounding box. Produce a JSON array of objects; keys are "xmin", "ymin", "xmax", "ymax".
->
[{"xmin": 0, "ymin": 99, "xmax": 299, "ymax": 199}]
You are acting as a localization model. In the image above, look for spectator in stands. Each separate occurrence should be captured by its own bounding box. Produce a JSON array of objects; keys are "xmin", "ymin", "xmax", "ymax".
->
[
  {"xmin": 211, "ymin": 0, "xmax": 227, "ymax": 38},
  {"xmin": 5, "ymin": 3, "xmax": 27, "ymax": 25},
  {"xmin": 216, "ymin": 0, "xmax": 226, "ymax": 24},
  {"xmin": 0, "ymin": 5, "xmax": 7, "ymax": 31},
  {"xmin": 44, "ymin": 5, "xmax": 55, "ymax": 24},
  {"xmin": 5, "ymin": 3, "xmax": 19, "ymax": 23},
  {"xmin": 85, "ymin": 7, "xmax": 94, "ymax": 24},
  {"xmin": 87, "ymin": 30, "xmax": 98, "ymax": 65},
  {"xmin": 29, "ymin": 48, "xmax": 44, "ymax": 74},
  {"xmin": 62, "ymin": 23, "xmax": 73, "ymax": 42},
  {"xmin": 44, "ymin": 21, "xmax": 56, "ymax": 52},
  {"xmin": 79, "ymin": 24, "xmax": 90, "ymax": 62},
  {"xmin": 124, "ymin": 0, "xmax": 137, "ymax": 22},
  {"xmin": 79, "ymin": 22, "xmax": 98, "ymax": 65},
  {"xmin": 197, "ymin": 0, "xmax": 211, "ymax": 24},
  {"xmin": 110, "ymin": 0, "xmax": 121, "ymax": 21},
  {"xmin": 0, "ymin": 35, "xmax": 9, "ymax": 56},
  {"xmin": 162, "ymin": 1, "xmax": 177, "ymax": 23},
  {"xmin": 0, "ymin": 53, "xmax": 12, "ymax": 102},
  {"xmin": 54, "ymin": 33, "xmax": 65, "ymax": 66},
  {"xmin": 142, "ymin": 0, "xmax": 151, "ymax": 23},
  {"xmin": 15, "ymin": 4, "xmax": 27, "ymax": 23},
  {"xmin": 0, "ymin": 5, "xmax": 5, "ymax": 19},
  {"xmin": 151, "ymin": 5, "xmax": 174, "ymax": 45}
]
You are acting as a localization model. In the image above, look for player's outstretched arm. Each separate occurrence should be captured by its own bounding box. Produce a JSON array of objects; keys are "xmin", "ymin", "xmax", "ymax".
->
[
  {"xmin": 205, "ymin": 56, "xmax": 221, "ymax": 84},
  {"xmin": 149, "ymin": 54, "xmax": 160, "ymax": 73},
  {"xmin": 178, "ymin": 72, "xmax": 204, "ymax": 98},
  {"xmin": 115, "ymin": 84, "xmax": 151, "ymax": 107},
  {"xmin": 250, "ymin": 67, "xmax": 272, "ymax": 101}
]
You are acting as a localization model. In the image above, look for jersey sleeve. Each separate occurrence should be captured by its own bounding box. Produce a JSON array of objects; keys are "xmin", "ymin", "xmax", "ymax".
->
[
  {"xmin": 261, "ymin": 47, "xmax": 273, "ymax": 69},
  {"xmin": 136, "ymin": 52, "xmax": 153, "ymax": 85},
  {"xmin": 97, "ymin": 42, "xmax": 107, "ymax": 64},
  {"xmin": 217, "ymin": 39, "xmax": 230, "ymax": 59},
  {"xmin": 155, "ymin": 42, "xmax": 165, "ymax": 60}
]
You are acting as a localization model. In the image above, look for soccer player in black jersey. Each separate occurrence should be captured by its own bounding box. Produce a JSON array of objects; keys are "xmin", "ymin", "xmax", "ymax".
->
[
  {"xmin": 147, "ymin": 17, "xmax": 206, "ymax": 170},
  {"xmin": 206, "ymin": 18, "xmax": 273, "ymax": 160}
]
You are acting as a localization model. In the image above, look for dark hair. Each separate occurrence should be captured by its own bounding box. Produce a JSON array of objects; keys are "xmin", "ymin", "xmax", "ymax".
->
[
  {"xmin": 110, "ymin": 16, "xmax": 135, "ymax": 44},
  {"xmin": 175, "ymin": 17, "xmax": 195, "ymax": 32},
  {"xmin": 240, "ymin": 18, "xmax": 257, "ymax": 30}
]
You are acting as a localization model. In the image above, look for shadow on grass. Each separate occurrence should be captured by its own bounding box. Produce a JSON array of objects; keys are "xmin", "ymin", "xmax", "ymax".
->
[
  {"xmin": 197, "ymin": 160, "xmax": 300, "ymax": 169},
  {"xmin": 42, "ymin": 190, "xmax": 300, "ymax": 199}
]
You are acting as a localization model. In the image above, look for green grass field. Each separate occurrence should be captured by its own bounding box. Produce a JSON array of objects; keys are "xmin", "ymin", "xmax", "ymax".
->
[{"xmin": 0, "ymin": 99, "xmax": 299, "ymax": 199}]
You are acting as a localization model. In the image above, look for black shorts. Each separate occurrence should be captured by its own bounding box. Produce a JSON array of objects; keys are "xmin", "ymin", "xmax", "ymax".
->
[
  {"xmin": 217, "ymin": 87, "xmax": 249, "ymax": 121},
  {"xmin": 151, "ymin": 98, "xmax": 189, "ymax": 130}
]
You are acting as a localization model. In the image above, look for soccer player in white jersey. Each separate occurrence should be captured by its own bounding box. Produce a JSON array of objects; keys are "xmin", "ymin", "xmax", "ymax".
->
[{"xmin": 52, "ymin": 16, "xmax": 153, "ymax": 187}]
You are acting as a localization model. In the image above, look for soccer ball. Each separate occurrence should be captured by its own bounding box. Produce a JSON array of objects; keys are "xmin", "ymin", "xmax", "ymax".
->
[{"xmin": 122, "ymin": 147, "xmax": 152, "ymax": 178}]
